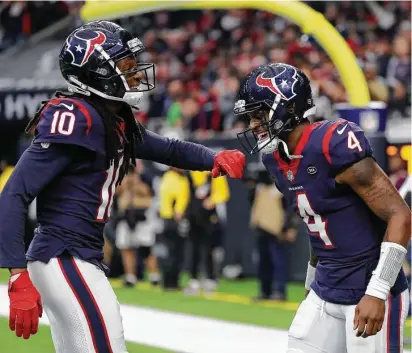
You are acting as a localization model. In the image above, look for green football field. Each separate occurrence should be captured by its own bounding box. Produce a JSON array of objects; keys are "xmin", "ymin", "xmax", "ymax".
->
[{"xmin": 0, "ymin": 269, "xmax": 410, "ymax": 352}]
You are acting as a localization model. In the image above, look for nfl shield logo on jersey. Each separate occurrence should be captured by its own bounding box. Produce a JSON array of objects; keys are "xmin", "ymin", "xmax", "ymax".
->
[{"xmin": 287, "ymin": 170, "xmax": 294, "ymax": 181}]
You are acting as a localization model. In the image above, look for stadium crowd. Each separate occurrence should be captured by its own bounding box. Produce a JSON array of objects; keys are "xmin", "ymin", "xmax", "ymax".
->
[
  {"xmin": 1, "ymin": 2, "xmax": 410, "ymax": 137},
  {"xmin": 116, "ymin": 2, "xmax": 411, "ymax": 138},
  {"xmin": 0, "ymin": 1, "xmax": 82, "ymax": 52}
]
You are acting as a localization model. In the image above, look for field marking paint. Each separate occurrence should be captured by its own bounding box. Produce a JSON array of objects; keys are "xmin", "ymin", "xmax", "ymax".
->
[
  {"xmin": 110, "ymin": 279, "xmax": 412, "ymax": 327},
  {"xmin": 110, "ymin": 279, "xmax": 301, "ymax": 311},
  {"xmin": 0, "ymin": 284, "xmax": 288, "ymax": 353}
]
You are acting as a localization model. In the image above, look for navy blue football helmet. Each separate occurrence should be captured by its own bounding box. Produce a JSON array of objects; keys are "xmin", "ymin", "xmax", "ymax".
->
[
  {"xmin": 234, "ymin": 63, "xmax": 316, "ymax": 156},
  {"xmin": 59, "ymin": 21, "xmax": 155, "ymax": 107}
]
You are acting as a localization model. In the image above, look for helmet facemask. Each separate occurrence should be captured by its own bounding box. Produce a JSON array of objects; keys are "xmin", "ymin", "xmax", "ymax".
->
[{"xmin": 236, "ymin": 96, "xmax": 298, "ymax": 156}]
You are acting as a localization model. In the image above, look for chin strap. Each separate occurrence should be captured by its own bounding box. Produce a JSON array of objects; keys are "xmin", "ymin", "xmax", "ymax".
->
[{"xmin": 278, "ymin": 140, "xmax": 303, "ymax": 159}]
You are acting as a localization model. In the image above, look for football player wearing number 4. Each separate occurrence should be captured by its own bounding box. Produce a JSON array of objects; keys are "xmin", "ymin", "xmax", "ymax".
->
[
  {"xmin": 234, "ymin": 63, "xmax": 410, "ymax": 353},
  {"xmin": 0, "ymin": 21, "xmax": 245, "ymax": 352}
]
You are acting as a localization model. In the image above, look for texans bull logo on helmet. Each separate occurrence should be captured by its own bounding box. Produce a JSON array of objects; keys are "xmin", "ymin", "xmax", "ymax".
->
[
  {"xmin": 66, "ymin": 30, "xmax": 107, "ymax": 67},
  {"xmin": 255, "ymin": 66, "xmax": 298, "ymax": 101}
]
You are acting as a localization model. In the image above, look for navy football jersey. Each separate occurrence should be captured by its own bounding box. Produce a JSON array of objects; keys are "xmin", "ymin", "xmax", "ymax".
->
[
  {"xmin": 262, "ymin": 120, "xmax": 408, "ymax": 305},
  {"xmin": 27, "ymin": 97, "xmax": 116, "ymax": 263},
  {"xmin": 0, "ymin": 96, "xmax": 216, "ymax": 269}
]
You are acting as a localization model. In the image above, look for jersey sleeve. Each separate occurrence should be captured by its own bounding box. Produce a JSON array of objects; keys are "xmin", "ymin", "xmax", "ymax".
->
[
  {"xmin": 0, "ymin": 143, "xmax": 74, "ymax": 268},
  {"xmin": 34, "ymin": 98, "xmax": 97, "ymax": 152},
  {"xmin": 323, "ymin": 121, "xmax": 374, "ymax": 175},
  {"xmin": 136, "ymin": 129, "xmax": 216, "ymax": 171}
]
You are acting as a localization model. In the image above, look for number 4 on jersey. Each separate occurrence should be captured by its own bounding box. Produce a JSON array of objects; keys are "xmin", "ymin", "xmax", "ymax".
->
[
  {"xmin": 347, "ymin": 130, "xmax": 363, "ymax": 152},
  {"xmin": 297, "ymin": 193, "xmax": 334, "ymax": 248}
]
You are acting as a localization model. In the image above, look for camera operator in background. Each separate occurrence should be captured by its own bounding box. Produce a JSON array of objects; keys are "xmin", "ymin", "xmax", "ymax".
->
[
  {"xmin": 184, "ymin": 170, "xmax": 230, "ymax": 295},
  {"xmin": 158, "ymin": 166, "xmax": 191, "ymax": 290},
  {"xmin": 115, "ymin": 161, "xmax": 160, "ymax": 287},
  {"xmin": 388, "ymin": 150, "xmax": 409, "ymax": 190},
  {"xmin": 249, "ymin": 171, "xmax": 301, "ymax": 301}
]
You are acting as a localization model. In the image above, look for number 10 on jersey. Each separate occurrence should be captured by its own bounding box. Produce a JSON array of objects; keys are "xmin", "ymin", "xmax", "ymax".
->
[{"xmin": 297, "ymin": 192, "xmax": 334, "ymax": 248}]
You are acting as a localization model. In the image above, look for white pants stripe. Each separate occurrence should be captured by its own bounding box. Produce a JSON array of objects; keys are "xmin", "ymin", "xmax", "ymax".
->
[{"xmin": 28, "ymin": 257, "xmax": 128, "ymax": 353}]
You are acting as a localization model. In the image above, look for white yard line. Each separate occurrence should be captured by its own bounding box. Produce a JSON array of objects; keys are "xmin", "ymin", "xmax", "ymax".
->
[
  {"xmin": 0, "ymin": 284, "xmax": 287, "ymax": 353},
  {"xmin": 0, "ymin": 284, "xmax": 410, "ymax": 353}
]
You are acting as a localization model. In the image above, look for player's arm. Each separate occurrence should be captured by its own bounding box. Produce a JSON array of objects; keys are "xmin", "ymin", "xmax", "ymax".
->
[
  {"xmin": 0, "ymin": 143, "xmax": 76, "ymax": 270},
  {"xmin": 324, "ymin": 121, "xmax": 409, "ymax": 337},
  {"xmin": 136, "ymin": 129, "xmax": 216, "ymax": 170},
  {"xmin": 337, "ymin": 156, "xmax": 410, "ymax": 337},
  {"xmin": 136, "ymin": 129, "xmax": 245, "ymax": 178},
  {"xmin": 0, "ymin": 143, "xmax": 76, "ymax": 339},
  {"xmin": 337, "ymin": 157, "xmax": 410, "ymax": 247},
  {"xmin": 336, "ymin": 157, "xmax": 410, "ymax": 295},
  {"xmin": 329, "ymin": 121, "xmax": 410, "ymax": 300}
]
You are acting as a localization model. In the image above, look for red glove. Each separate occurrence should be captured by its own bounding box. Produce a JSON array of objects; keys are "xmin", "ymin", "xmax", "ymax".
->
[
  {"xmin": 211, "ymin": 150, "xmax": 245, "ymax": 179},
  {"xmin": 8, "ymin": 271, "xmax": 42, "ymax": 339}
]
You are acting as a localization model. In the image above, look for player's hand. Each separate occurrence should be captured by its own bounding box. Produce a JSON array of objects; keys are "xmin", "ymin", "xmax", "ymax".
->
[
  {"xmin": 8, "ymin": 271, "xmax": 43, "ymax": 339},
  {"xmin": 353, "ymin": 295, "xmax": 385, "ymax": 338},
  {"xmin": 211, "ymin": 150, "xmax": 245, "ymax": 179}
]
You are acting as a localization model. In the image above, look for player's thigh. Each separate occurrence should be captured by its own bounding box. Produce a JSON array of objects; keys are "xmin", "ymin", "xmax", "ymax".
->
[
  {"xmin": 344, "ymin": 290, "xmax": 410, "ymax": 353},
  {"xmin": 288, "ymin": 291, "xmax": 346, "ymax": 353},
  {"xmin": 28, "ymin": 257, "xmax": 128, "ymax": 353}
]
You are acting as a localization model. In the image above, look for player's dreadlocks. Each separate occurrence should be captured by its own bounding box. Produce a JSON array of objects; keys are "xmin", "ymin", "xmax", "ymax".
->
[{"xmin": 25, "ymin": 91, "xmax": 145, "ymax": 184}]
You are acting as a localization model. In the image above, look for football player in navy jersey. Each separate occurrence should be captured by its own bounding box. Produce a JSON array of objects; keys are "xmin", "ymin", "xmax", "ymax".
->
[
  {"xmin": 0, "ymin": 21, "xmax": 244, "ymax": 352},
  {"xmin": 234, "ymin": 63, "xmax": 411, "ymax": 353}
]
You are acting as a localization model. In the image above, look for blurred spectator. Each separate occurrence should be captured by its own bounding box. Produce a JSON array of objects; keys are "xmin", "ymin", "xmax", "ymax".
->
[
  {"xmin": 158, "ymin": 166, "xmax": 190, "ymax": 290},
  {"xmin": 0, "ymin": 1, "xmax": 70, "ymax": 52},
  {"xmin": 184, "ymin": 171, "xmax": 230, "ymax": 295},
  {"xmin": 250, "ymin": 176, "xmax": 300, "ymax": 301},
  {"xmin": 0, "ymin": 1, "xmax": 28, "ymax": 50},
  {"xmin": 165, "ymin": 80, "xmax": 185, "ymax": 127},
  {"xmin": 364, "ymin": 61, "xmax": 389, "ymax": 102},
  {"xmin": 386, "ymin": 35, "xmax": 411, "ymax": 115},
  {"xmin": 388, "ymin": 151, "xmax": 408, "ymax": 190},
  {"xmin": 115, "ymin": 162, "xmax": 160, "ymax": 287}
]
